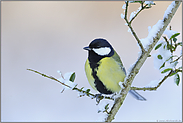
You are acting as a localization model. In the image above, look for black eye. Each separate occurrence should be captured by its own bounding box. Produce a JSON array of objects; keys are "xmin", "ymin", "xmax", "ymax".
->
[{"xmin": 95, "ymin": 46, "xmax": 100, "ymax": 48}]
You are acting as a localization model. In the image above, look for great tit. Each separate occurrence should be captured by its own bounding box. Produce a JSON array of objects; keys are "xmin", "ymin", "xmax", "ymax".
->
[{"xmin": 84, "ymin": 38, "xmax": 146, "ymax": 101}]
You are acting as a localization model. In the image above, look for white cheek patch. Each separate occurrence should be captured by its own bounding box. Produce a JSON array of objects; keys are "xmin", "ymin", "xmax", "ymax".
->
[{"xmin": 93, "ymin": 47, "xmax": 111, "ymax": 56}]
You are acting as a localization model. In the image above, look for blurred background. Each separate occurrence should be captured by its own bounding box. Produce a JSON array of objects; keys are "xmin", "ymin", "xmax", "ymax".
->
[{"xmin": 1, "ymin": 1, "xmax": 182, "ymax": 122}]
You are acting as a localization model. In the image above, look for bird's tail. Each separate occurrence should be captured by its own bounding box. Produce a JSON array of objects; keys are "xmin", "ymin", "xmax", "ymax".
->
[{"xmin": 128, "ymin": 90, "xmax": 146, "ymax": 101}]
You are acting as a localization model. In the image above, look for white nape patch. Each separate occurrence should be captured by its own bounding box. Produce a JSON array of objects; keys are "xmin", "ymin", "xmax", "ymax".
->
[{"xmin": 93, "ymin": 47, "xmax": 111, "ymax": 56}]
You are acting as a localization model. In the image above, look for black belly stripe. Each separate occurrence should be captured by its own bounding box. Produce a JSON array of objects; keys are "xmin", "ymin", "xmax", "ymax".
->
[{"xmin": 90, "ymin": 62, "xmax": 113, "ymax": 94}]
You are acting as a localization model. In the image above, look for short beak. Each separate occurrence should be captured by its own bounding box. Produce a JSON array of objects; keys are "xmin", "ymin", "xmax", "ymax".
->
[{"xmin": 83, "ymin": 46, "xmax": 91, "ymax": 51}]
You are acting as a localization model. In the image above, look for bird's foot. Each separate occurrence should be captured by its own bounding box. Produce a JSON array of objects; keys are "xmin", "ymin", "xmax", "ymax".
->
[{"xmin": 94, "ymin": 94, "xmax": 104, "ymax": 105}]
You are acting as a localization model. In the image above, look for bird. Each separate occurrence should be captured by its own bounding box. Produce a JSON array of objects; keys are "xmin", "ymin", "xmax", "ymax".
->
[{"xmin": 84, "ymin": 38, "xmax": 146, "ymax": 101}]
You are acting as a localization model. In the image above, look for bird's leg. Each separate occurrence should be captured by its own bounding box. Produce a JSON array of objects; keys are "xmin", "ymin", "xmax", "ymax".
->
[{"xmin": 94, "ymin": 93, "xmax": 103, "ymax": 105}]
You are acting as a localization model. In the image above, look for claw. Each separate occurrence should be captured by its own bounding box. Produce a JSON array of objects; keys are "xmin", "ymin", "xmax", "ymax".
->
[{"xmin": 94, "ymin": 94, "xmax": 103, "ymax": 105}]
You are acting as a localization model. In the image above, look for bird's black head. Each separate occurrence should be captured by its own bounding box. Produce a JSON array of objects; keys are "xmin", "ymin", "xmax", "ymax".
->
[{"xmin": 83, "ymin": 38, "xmax": 114, "ymax": 63}]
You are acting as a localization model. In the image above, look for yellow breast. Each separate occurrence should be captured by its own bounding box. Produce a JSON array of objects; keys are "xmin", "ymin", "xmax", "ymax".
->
[
  {"xmin": 85, "ymin": 56, "xmax": 126, "ymax": 93},
  {"xmin": 85, "ymin": 59, "xmax": 98, "ymax": 91},
  {"xmin": 97, "ymin": 57, "xmax": 126, "ymax": 93}
]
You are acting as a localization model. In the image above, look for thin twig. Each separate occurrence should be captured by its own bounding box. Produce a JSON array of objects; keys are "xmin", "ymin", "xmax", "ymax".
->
[
  {"xmin": 170, "ymin": 55, "xmax": 182, "ymax": 63},
  {"xmin": 27, "ymin": 69, "xmax": 71, "ymax": 88},
  {"xmin": 131, "ymin": 68, "xmax": 182, "ymax": 91},
  {"xmin": 124, "ymin": 1, "xmax": 146, "ymax": 53},
  {"xmin": 128, "ymin": 24, "xmax": 146, "ymax": 53},
  {"xmin": 124, "ymin": 1, "xmax": 129, "ymax": 21},
  {"xmin": 131, "ymin": 70, "xmax": 174, "ymax": 91},
  {"xmin": 129, "ymin": 4, "xmax": 148, "ymax": 24},
  {"xmin": 27, "ymin": 69, "xmax": 113, "ymax": 101}
]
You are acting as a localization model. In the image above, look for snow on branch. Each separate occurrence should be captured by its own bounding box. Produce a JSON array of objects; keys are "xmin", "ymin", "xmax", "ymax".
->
[
  {"xmin": 131, "ymin": 69, "xmax": 182, "ymax": 91},
  {"xmin": 105, "ymin": 1, "xmax": 181, "ymax": 122},
  {"xmin": 123, "ymin": 1, "xmax": 146, "ymax": 53},
  {"xmin": 27, "ymin": 69, "xmax": 114, "ymax": 102}
]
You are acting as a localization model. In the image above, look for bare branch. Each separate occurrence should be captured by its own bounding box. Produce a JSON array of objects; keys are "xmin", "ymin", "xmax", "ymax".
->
[
  {"xmin": 127, "ymin": 23, "xmax": 146, "ymax": 53},
  {"xmin": 27, "ymin": 68, "xmax": 71, "ymax": 88},
  {"xmin": 105, "ymin": 1, "xmax": 181, "ymax": 122},
  {"xmin": 129, "ymin": 4, "xmax": 148, "ymax": 24},
  {"xmin": 124, "ymin": 1, "xmax": 128, "ymax": 21}
]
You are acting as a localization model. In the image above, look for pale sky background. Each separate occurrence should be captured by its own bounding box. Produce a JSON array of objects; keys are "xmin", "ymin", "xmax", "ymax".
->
[{"xmin": 1, "ymin": 1, "xmax": 182, "ymax": 122}]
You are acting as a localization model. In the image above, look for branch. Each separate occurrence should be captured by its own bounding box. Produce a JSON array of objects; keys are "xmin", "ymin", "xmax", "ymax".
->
[
  {"xmin": 124, "ymin": 1, "xmax": 128, "ymax": 21},
  {"xmin": 105, "ymin": 1, "xmax": 181, "ymax": 122},
  {"xmin": 129, "ymin": 3, "xmax": 148, "ymax": 24},
  {"xmin": 27, "ymin": 69, "xmax": 71, "ymax": 88},
  {"xmin": 127, "ymin": 23, "xmax": 146, "ymax": 53},
  {"xmin": 27, "ymin": 69, "xmax": 113, "ymax": 101},
  {"xmin": 131, "ymin": 68, "xmax": 182, "ymax": 91},
  {"xmin": 131, "ymin": 70, "xmax": 174, "ymax": 91},
  {"xmin": 124, "ymin": 1, "xmax": 146, "ymax": 53},
  {"xmin": 170, "ymin": 55, "xmax": 182, "ymax": 63}
]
